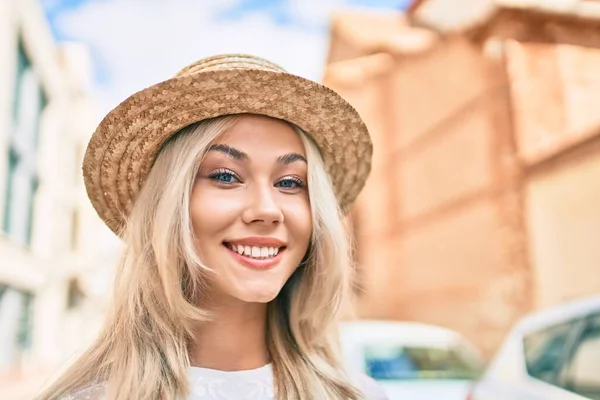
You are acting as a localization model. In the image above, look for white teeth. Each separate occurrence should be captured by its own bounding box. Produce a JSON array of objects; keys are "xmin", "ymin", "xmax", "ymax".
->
[{"xmin": 228, "ymin": 243, "xmax": 282, "ymax": 259}]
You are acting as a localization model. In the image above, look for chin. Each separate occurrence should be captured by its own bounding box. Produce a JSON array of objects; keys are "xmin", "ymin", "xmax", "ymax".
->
[{"xmin": 236, "ymin": 287, "xmax": 282, "ymax": 304}]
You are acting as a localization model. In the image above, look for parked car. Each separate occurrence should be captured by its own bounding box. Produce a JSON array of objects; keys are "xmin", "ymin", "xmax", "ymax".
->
[
  {"xmin": 339, "ymin": 319, "xmax": 485, "ymax": 400},
  {"xmin": 469, "ymin": 295, "xmax": 600, "ymax": 400}
]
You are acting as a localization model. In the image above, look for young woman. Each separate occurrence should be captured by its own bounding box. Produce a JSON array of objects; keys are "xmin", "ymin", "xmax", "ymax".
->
[{"xmin": 39, "ymin": 54, "xmax": 385, "ymax": 400}]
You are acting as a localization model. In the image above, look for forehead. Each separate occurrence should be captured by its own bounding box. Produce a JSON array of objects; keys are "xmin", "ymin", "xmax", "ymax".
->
[{"xmin": 214, "ymin": 115, "xmax": 305, "ymax": 155}]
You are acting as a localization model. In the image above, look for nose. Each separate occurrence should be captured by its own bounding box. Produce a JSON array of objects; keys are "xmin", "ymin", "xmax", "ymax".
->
[{"xmin": 241, "ymin": 183, "xmax": 284, "ymax": 225}]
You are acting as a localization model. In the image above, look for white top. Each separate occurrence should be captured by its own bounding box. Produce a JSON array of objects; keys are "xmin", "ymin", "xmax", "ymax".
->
[
  {"xmin": 187, "ymin": 363, "xmax": 274, "ymax": 399},
  {"xmin": 66, "ymin": 363, "xmax": 388, "ymax": 400}
]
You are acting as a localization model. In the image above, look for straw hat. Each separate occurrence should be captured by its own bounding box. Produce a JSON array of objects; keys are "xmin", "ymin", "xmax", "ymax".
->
[{"xmin": 82, "ymin": 54, "xmax": 372, "ymax": 235}]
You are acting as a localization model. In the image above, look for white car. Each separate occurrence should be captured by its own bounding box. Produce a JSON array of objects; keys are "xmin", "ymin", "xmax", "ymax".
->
[
  {"xmin": 469, "ymin": 295, "xmax": 600, "ymax": 400},
  {"xmin": 339, "ymin": 320, "xmax": 485, "ymax": 400}
]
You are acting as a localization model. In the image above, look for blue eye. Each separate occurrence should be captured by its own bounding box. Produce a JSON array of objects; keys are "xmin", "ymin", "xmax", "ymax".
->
[
  {"xmin": 276, "ymin": 177, "xmax": 305, "ymax": 189},
  {"xmin": 208, "ymin": 169, "xmax": 240, "ymax": 184}
]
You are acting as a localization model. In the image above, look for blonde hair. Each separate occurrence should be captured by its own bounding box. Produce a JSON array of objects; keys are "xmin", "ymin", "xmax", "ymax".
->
[{"xmin": 38, "ymin": 114, "xmax": 364, "ymax": 400}]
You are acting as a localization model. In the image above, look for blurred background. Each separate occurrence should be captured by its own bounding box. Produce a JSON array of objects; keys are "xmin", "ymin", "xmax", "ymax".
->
[{"xmin": 1, "ymin": 0, "xmax": 599, "ymax": 399}]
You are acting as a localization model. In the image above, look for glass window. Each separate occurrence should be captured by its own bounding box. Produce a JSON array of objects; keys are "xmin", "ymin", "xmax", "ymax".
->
[
  {"xmin": 363, "ymin": 344, "xmax": 482, "ymax": 381},
  {"xmin": 3, "ymin": 38, "xmax": 46, "ymax": 245},
  {"xmin": 523, "ymin": 321, "xmax": 574, "ymax": 385},
  {"xmin": 67, "ymin": 278, "xmax": 85, "ymax": 309},
  {"xmin": 16, "ymin": 291, "xmax": 33, "ymax": 350},
  {"xmin": 0, "ymin": 286, "xmax": 34, "ymax": 372},
  {"xmin": 563, "ymin": 313, "xmax": 600, "ymax": 400}
]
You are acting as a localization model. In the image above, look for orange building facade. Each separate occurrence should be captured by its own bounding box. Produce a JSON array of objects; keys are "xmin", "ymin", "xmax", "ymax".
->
[{"xmin": 327, "ymin": 1, "xmax": 600, "ymax": 356}]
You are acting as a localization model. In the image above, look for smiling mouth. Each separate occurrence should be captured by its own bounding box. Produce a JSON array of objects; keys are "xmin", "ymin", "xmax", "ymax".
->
[{"xmin": 223, "ymin": 243, "xmax": 286, "ymax": 260}]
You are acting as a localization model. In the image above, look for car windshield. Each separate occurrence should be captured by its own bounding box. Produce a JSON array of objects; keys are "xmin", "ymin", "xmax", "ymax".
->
[{"xmin": 363, "ymin": 344, "xmax": 483, "ymax": 381}]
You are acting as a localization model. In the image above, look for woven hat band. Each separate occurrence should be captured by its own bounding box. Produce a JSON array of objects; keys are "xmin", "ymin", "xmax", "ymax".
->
[{"xmin": 176, "ymin": 54, "xmax": 286, "ymax": 77}]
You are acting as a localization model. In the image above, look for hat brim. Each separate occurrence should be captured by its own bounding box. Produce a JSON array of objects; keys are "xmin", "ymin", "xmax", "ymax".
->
[{"xmin": 83, "ymin": 68, "xmax": 372, "ymax": 235}]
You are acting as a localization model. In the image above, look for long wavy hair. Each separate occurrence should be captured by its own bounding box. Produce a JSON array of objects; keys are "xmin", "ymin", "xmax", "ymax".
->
[{"xmin": 38, "ymin": 114, "xmax": 364, "ymax": 400}]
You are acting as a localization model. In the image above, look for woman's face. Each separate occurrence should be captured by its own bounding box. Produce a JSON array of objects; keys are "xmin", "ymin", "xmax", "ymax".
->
[{"xmin": 191, "ymin": 115, "xmax": 312, "ymax": 304}]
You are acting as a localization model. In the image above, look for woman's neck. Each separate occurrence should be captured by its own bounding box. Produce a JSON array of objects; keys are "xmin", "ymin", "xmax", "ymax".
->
[{"xmin": 189, "ymin": 299, "xmax": 269, "ymax": 371}]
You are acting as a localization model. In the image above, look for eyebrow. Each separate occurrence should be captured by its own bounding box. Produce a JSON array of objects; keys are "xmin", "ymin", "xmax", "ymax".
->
[
  {"xmin": 208, "ymin": 144, "xmax": 307, "ymax": 165},
  {"xmin": 208, "ymin": 144, "xmax": 248, "ymax": 160},
  {"xmin": 277, "ymin": 153, "xmax": 307, "ymax": 165}
]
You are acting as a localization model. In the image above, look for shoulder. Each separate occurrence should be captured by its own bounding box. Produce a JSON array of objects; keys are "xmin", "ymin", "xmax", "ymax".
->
[
  {"xmin": 350, "ymin": 370, "xmax": 389, "ymax": 400},
  {"xmin": 64, "ymin": 383, "xmax": 106, "ymax": 400}
]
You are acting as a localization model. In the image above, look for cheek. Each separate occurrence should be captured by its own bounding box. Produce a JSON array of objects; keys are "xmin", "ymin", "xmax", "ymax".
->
[
  {"xmin": 284, "ymin": 199, "xmax": 313, "ymax": 247},
  {"xmin": 189, "ymin": 188, "xmax": 234, "ymax": 239},
  {"xmin": 190, "ymin": 189, "xmax": 208, "ymax": 235}
]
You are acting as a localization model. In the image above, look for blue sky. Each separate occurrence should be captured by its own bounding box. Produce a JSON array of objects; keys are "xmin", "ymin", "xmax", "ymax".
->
[
  {"xmin": 43, "ymin": 0, "xmax": 410, "ymax": 34},
  {"xmin": 40, "ymin": 0, "xmax": 411, "ymax": 114}
]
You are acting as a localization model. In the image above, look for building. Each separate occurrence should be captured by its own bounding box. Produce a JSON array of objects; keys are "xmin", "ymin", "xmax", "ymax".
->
[
  {"xmin": 0, "ymin": 0, "xmax": 115, "ymax": 397},
  {"xmin": 326, "ymin": 0, "xmax": 600, "ymax": 357}
]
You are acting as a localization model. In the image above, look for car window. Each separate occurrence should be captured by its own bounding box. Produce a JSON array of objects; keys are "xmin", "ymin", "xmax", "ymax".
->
[
  {"xmin": 563, "ymin": 313, "xmax": 600, "ymax": 400},
  {"xmin": 523, "ymin": 321, "xmax": 575, "ymax": 384},
  {"xmin": 363, "ymin": 344, "xmax": 482, "ymax": 381}
]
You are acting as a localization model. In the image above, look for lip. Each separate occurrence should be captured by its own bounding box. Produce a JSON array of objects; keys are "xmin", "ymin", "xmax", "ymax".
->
[{"xmin": 223, "ymin": 244, "xmax": 284, "ymax": 270}]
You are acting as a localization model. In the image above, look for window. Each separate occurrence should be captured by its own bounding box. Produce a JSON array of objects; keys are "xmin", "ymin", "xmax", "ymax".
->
[
  {"xmin": 16, "ymin": 291, "xmax": 33, "ymax": 350},
  {"xmin": 563, "ymin": 313, "xmax": 600, "ymax": 399},
  {"xmin": 363, "ymin": 344, "xmax": 483, "ymax": 381},
  {"xmin": 523, "ymin": 321, "xmax": 575, "ymax": 385},
  {"xmin": 2, "ymin": 39, "xmax": 46, "ymax": 246},
  {"xmin": 0, "ymin": 286, "xmax": 34, "ymax": 372},
  {"xmin": 66, "ymin": 278, "xmax": 85, "ymax": 309}
]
